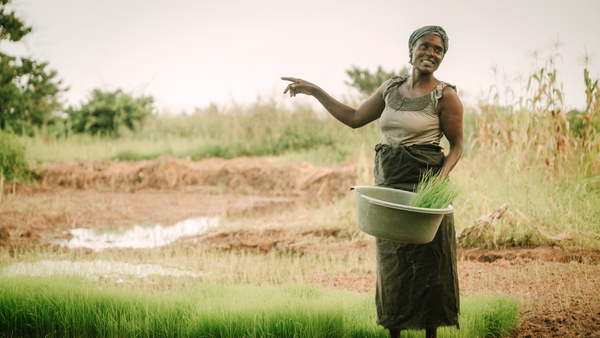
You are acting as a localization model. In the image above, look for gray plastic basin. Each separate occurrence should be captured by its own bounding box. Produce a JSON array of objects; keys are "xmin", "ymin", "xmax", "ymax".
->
[{"xmin": 353, "ymin": 186, "xmax": 453, "ymax": 244}]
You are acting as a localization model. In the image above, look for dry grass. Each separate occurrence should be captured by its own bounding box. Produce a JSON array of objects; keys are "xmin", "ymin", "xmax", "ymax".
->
[
  {"xmin": 37, "ymin": 156, "xmax": 357, "ymax": 201},
  {"xmin": 470, "ymin": 48, "xmax": 600, "ymax": 178}
]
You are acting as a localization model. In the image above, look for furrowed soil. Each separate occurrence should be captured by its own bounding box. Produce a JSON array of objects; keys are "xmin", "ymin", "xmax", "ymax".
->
[{"xmin": 1, "ymin": 156, "xmax": 599, "ymax": 337}]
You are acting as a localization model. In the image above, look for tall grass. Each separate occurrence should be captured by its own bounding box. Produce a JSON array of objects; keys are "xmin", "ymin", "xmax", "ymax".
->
[
  {"xmin": 453, "ymin": 151, "xmax": 600, "ymax": 249},
  {"xmin": 20, "ymin": 98, "xmax": 382, "ymax": 166},
  {"xmin": 469, "ymin": 45, "xmax": 600, "ymax": 177},
  {"xmin": 0, "ymin": 276, "xmax": 519, "ymax": 338},
  {"xmin": 458, "ymin": 45, "xmax": 600, "ymax": 248}
]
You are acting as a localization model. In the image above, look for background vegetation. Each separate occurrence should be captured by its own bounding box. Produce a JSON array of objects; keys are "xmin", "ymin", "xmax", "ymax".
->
[
  {"xmin": 0, "ymin": 130, "xmax": 28, "ymax": 182},
  {"xmin": 3, "ymin": 55, "xmax": 599, "ymax": 250},
  {"xmin": 345, "ymin": 65, "xmax": 409, "ymax": 98},
  {"xmin": 1, "ymin": 0, "xmax": 599, "ymax": 250}
]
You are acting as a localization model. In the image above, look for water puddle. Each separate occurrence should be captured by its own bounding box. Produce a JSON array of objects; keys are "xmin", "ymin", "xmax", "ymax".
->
[
  {"xmin": 60, "ymin": 217, "xmax": 219, "ymax": 251},
  {"xmin": 2, "ymin": 260, "xmax": 202, "ymax": 279}
]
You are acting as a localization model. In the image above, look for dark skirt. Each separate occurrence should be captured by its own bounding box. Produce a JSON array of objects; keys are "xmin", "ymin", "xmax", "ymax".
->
[{"xmin": 373, "ymin": 143, "xmax": 460, "ymax": 330}]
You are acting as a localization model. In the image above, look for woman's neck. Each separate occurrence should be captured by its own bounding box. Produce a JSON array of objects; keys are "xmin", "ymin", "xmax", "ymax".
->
[{"xmin": 409, "ymin": 69, "xmax": 438, "ymax": 89}]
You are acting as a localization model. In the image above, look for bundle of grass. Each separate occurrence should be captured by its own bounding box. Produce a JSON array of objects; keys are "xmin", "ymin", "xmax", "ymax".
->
[{"xmin": 410, "ymin": 170, "xmax": 460, "ymax": 209}]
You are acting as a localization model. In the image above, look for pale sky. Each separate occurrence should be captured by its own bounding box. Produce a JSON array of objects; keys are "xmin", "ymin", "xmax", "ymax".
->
[{"xmin": 2, "ymin": 0, "xmax": 599, "ymax": 113}]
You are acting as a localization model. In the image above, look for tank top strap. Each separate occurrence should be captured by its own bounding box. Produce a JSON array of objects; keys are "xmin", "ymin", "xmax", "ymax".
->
[{"xmin": 383, "ymin": 75, "xmax": 410, "ymax": 99}]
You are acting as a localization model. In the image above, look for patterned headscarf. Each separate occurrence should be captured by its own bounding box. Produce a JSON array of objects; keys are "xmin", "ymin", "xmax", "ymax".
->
[{"xmin": 408, "ymin": 26, "xmax": 449, "ymax": 65}]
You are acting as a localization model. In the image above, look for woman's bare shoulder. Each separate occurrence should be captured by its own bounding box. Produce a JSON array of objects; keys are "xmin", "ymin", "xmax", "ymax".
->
[{"xmin": 438, "ymin": 84, "xmax": 462, "ymax": 111}]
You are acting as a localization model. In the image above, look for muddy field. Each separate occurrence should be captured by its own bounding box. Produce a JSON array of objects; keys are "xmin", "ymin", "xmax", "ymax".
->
[{"xmin": 1, "ymin": 157, "xmax": 599, "ymax": 337}]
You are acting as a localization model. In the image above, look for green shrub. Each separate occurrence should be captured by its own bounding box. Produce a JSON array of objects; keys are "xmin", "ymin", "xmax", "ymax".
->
[
  {"xmin": 345, "ymin": 65, "xmax": 409, "ymax": 98},
  {"xmin": 67, "ymin": 89, "xmax": 154, "ymax": 137},
  {"xmin": 0, "ymin": 130, "xmax": 30, "ymax": 181}
]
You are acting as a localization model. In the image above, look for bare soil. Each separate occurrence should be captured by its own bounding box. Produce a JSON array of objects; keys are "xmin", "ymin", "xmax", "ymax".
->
[{"xmin": 1, "ymin": 156, "xmax": 599, "ymax": 337}]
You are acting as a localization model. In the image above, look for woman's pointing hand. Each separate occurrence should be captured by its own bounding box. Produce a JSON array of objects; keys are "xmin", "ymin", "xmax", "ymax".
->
[{"xmin": 281, "ymin": 77, "xmax": 317, "ymax": 97}]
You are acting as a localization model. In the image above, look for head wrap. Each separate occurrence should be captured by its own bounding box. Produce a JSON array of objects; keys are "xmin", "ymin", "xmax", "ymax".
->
[{"xmin": 408, "ymin": 26, "xmax": 449, "ymax": 65}]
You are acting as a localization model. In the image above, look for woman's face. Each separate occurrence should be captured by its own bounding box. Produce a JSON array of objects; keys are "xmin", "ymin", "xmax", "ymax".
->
[{"xmin": 409, "ymin": 34, "xmax": 445, "ymax": 74}]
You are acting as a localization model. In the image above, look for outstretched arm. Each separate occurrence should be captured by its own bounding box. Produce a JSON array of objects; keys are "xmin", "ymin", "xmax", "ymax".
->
[
  {"xmin": 437, "ymin": 86, "xmax": 464, "ymax": 178},
  {"xmin": 282, "ymin": 77, "xmax": 388, "ymax": 129}
]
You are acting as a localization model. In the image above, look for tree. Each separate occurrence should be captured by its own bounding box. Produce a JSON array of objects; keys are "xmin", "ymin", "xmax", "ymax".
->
[
  {"xmin": 67, "ymin": 88, "xmax": 154, "ymax": 137},
  {"xmin": 0, "ymin": 0, "xmax": 31, "ymax": 41},
  {"xmin": 0, "ymin": 0, "xmax": 65, "ymax": 134},
  {"xmin": 345, "ymin": 65, "xmax": 409, "ymax": 98}
]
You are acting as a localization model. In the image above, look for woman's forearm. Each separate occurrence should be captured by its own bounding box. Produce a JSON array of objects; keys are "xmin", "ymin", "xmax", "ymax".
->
[
  {"xmin": 282, "ymin": 77, "xmax": 387, "ymax": 129},
  {"xmin": 439, "ymin": 144, "xmax": 463, "ymax": 178},
  {"xmin": 311, "ymin": 87, "xmax": 361, "ymax": 128}
]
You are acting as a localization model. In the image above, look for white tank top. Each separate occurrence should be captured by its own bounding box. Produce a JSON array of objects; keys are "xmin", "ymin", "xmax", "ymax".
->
[{"xmin": 379, "ymin": 75, "xmax": 457, "ymax": 147}]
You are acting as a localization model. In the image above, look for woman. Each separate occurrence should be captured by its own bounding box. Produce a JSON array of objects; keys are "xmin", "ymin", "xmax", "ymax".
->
[{"xmin": 282, "ymin": 25, "xmax": 462, "ymax": 338}]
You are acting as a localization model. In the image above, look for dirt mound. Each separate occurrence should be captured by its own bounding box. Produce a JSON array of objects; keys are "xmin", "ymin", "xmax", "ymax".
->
[
  {"xmin": 186, "ymin": 226, "xmax": 600, "ymax": 264},
  {"xmin": 458, "ymin": 246, "xmax": 600, "ymax": 264},
  {"xmin": 187, "ymin": 227, "xmax": 365, "ymax": 255},
  {"xmin": 517, "ymin": 310, "xmax": 600, "ymax": 337},
  {"xmin": 39, "ymin": 156, "xmax": 357, "ymax": 200}
]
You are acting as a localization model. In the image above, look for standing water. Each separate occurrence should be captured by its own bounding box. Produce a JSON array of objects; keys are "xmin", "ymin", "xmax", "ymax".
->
[
  {"xmin": 2, "ymin": 217, "xmax": 219, "ymax": 279},
  {"xmin": 60, "ymin": 216, "xmax": 220, "ymax": 251}
]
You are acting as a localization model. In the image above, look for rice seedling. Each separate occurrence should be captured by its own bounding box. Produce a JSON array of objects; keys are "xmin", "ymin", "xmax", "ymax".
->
[
  {"xmin": 0, "ymin": 276, "xmax": 520, "ymax": 338},
  {"xmin": 0, "ymin": 276, "xmax": 343, "ymax": 338},
  {"xmin": 410, "ymin": 170, "xmax": 461, "ymax": 209}
]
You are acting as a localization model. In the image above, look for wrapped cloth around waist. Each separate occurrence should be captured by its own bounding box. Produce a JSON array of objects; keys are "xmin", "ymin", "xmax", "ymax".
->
[{"xmin": 373, "ymin": 143, "xmax": 445, "ymax": 192}]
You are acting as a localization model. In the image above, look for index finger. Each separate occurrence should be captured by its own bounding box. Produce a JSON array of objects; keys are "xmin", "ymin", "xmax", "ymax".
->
[{"xmin": 281, "ymin": 77, "xmax": 298, "ymax": 83}]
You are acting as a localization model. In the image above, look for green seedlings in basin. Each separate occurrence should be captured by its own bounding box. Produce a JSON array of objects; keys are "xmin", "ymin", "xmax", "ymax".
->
[{"xmin": 410, "ymin": 170, "xmax": 460, "ymax": 209}]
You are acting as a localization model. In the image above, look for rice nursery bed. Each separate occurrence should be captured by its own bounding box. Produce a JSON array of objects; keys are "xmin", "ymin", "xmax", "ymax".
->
[{"xmin": 0, "ymin": 276, "xmax": 519, "ymax": 338}]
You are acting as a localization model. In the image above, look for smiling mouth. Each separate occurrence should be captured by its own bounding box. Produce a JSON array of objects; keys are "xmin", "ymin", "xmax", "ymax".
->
[{"xmin": 422, "ymin": 60, "xmax": 434, "ymax": 66}]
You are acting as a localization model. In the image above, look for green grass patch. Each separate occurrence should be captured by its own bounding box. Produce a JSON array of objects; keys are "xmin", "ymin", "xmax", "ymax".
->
[
  {"xmin": 113, "ymin": 149, "xmax": 175, "ymax": 161},
  {"xmin": 0, "ymin": 276, "xmax": 519, "ymax": 338}
]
